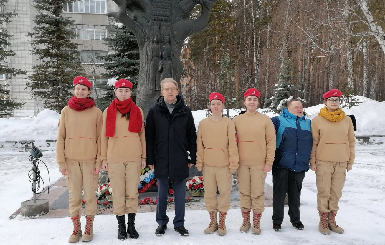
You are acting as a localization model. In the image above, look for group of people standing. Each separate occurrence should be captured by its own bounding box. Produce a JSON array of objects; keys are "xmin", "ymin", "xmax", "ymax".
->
[{"xmin": 56, "ymin": 76, "xmax": 355, "ymax": 243}]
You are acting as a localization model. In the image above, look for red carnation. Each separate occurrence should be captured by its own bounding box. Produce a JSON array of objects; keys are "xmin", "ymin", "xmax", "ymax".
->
[
  {"xmin": 103, "ymin": 201, "xmax": 109, "ymax": 206},
  {"xmin": 105, "ymin": 190, "xmax": 109, "ymax": 194},
  {"xmin": 82, "ymin": 200, "xmax": 85, "ymax": 204},
  {"xmin": 192, "ymin": 179, "xmax": 196, "ymax": 183},
  {"xmin": 169, "ymin": 198, "xmax": 173, "ymax": 203}
]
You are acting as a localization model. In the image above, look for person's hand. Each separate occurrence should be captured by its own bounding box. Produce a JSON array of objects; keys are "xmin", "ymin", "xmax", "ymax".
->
[
  {"xmin": 188, "ymin": 163, "xmax": 194, "ymax": 168},
  {"xmin": 311, "ymin": 165, "xmax": 316, "ymax": 172},
  {"xmin": 347, "ymin": 165, "xmax": 352, "ymax": 172},
  {"xmin": 141, "ymin": 160, "xmax": 146, "ymax": 169},
  {"xmin": 263, "ymin": 164, "xmax": 272, "ymax": 173},
  {"xmin": 59, "ymin": 167, "xmax": 67, "ymax": 176},
  {"xmin": 102, "ymin": 162, "xmax": 108, "ymax": 171},
  {"xmin": 93, "ymin": 166, "xmax": 100, "ymax": 174},
  {"xmin": 148, "ymin": 164, "xmax": 154, "ymax": 170}
]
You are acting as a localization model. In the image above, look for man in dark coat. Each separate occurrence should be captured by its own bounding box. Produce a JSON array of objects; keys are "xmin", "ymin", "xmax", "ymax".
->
[
  {"xmin": 145, "ymin": 78, "xmax": 197, "ymax": 236},
  {"xmin": 271, "ymin": 99, "xmax": 312, "ymax": 231}
]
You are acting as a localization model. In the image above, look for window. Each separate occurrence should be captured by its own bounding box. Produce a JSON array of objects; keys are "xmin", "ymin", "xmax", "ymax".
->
[
  {"xmin": 80, "ymin": 50, "xmax": 107, "ymax": 64},
  {"xmin": 64, "ymin": 0, "xmax": 107, "ymax": 14},
  {"xmin": 0, "ymin": 74, "xmax": 5, "ymax": 80},
  {"xmin": 71, "ymin": 25, "xmax": 107, "ymax": 40}
]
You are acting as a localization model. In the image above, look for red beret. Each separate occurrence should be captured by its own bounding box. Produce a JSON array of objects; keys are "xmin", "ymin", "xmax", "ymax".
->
[
  {"xmin": 244, "ymin": 88, "xmax": 260, "ymax": 98},
  {"xmin": 323, "ymin": 89, "xmax": 342, "ymax": 99},
  {"xmin": 115, "ymin": 79, "xmax": 133, "ymax": 89},
  {"xmin": 209, "ymin": 92, "xmax": 225, "ymax": 103},
  {"xmin": 73, "ymin": 76, "xmax": 92, "ymax": 88}
]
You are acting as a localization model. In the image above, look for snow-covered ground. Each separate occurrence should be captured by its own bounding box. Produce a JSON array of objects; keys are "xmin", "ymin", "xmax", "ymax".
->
[{"xmin": 0, "ymin": 98, "xmax": 385, "ymax": 244}]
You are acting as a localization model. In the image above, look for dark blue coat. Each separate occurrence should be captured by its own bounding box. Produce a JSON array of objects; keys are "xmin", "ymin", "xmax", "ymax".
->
[
  {"xmin": 145, "ymin": 96, "xmax": 197, "ymax": 179},
  {"xmin": 271, "ymin": 108, "xmax": 312, "ymax": 172}
]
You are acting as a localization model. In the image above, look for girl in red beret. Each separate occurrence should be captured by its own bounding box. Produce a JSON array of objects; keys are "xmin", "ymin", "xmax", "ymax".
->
[
  {"xmin": 310, "ymin": 89, "xmax": 355, "ymax": 235},
  {"xmin": 56, "ymin": 76, "xmax": 103, "ymax": 242},
  {"xmin": 100, "ymin": 79, "xmax": 146, "ymax": 240},
  {"xmin": 232, "ymin": 88, "xmax": 276, "ymax": 235},
  {"xmin": 196, "ymin": 92, "xmax": 239, "ymax": 236}
]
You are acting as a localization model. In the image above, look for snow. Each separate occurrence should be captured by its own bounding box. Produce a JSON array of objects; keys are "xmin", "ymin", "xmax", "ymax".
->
[{"xmin": 0, "ymin": 98, "xmax": 385, "ymax": 244}]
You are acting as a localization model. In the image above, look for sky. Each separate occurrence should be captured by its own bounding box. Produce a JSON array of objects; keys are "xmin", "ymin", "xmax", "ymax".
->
[{"xmin": 0, "ymin": 98, "xmax": 385, "ymax": 244}]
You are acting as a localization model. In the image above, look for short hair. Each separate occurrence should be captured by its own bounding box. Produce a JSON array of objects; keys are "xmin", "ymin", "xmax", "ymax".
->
[
  {"xmin": 160, "ymin": 78, "xmax": 179, "ymax": 90},
  {"xmin": 287, "ymin": 99, "xmax": 302, "ymax": 108}
]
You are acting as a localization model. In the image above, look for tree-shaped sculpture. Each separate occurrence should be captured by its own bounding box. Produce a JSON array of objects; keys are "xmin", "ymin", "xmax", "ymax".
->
[{"xmin": 109, "ymin": 0, "xmax": 219, "ymax": 113}]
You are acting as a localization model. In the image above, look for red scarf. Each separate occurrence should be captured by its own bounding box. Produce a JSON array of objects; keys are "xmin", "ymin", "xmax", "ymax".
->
[
  {"xmin": 67, "ymin": 97, "xmax": 95, "ymax": 111},
  {"xmin": 105, "ymin": 98, "xmax": 143, "ymax": 137}
]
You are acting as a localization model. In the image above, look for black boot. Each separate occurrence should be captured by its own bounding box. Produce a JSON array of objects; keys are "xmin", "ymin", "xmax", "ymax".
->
[
  {"xmin": 116, "ymin": 215, "xmax": 127, "ymax": 240},
  {"xmin": 127, "ymin": 213, "xmax": 139, "ymax": 239}
]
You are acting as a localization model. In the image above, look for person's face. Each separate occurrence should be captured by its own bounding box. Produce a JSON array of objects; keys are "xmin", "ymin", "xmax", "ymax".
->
[
  {"xmin": 288, "ymin": 101, "xmax": 304, "ymax": 117},
  {"xmin": 115, "ymin": 87, "xmax": 132, "ymax": 101},
  {"xmin": 210, "ymin": 100, "xmax": 224, "ymax": 115},
  {"xmin": 324, "ymin": 96, "xmax": 341, "ymax": 110},
  {"xmin": 73, "ymin": 84, "xmax": 90, "ymax": 99},
  {"xmin": 244, "ymin": 96, "xmax": 259, "ymax": 111},
  {"xmin": 161, "ymin": 82, "xmax": 178, "ymax": 103}
]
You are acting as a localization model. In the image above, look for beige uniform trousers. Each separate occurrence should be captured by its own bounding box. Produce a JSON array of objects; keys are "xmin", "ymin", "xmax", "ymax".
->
[
  {"xmin": 67, "ymin": 162, "xmax": 98, "ymax": 217},
  {"xmin": 203, "ymin": 165, "xmax": 232, "ymax": 213},
  {"xmin": 108, "ymin": 161, "xmax": 141, "ymax": 215},
  {"xmin": 238, "ymin": 165, "xmax": 267, "ymax": 213},
  {"xmin": 316, "ymin": 160, "xmax": 347, "ymax": 213}
]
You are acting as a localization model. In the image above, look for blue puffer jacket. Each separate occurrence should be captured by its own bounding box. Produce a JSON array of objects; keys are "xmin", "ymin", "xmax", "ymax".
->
[{"xmin": 271, "ymin": 108, "xmax": 312, "ymax": 172}]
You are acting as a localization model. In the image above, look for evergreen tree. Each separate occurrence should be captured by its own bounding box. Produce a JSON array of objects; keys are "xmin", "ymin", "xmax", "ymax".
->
[
  {"xmin": 0, "ymin": 0, "xmax": 26, "ymax": 116},
  {"xmin": 264, "ymin": 62, "xmax": 305, "ymax": 114},
  {"xmin": 27, "ymin": 0, "xmax": 84, "ymax": 113},
  {"xmin": 98, "ymin": 23, "xmax": 139, "ymax": 110}
]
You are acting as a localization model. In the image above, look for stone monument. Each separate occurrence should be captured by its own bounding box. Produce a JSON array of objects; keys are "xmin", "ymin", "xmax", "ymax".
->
[{"xmin": 108, "ymin": 0, "xmax": 219, "ymax": 114}]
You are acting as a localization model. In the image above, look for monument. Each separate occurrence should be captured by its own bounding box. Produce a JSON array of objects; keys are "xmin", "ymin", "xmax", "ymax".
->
[{"xmin": 108, "ymin": 0, "xmax": 219, "ymax": 114}]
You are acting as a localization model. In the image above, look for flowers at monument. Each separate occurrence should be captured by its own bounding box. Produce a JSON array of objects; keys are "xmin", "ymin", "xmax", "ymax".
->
[
  {"xmin": 138, "ymin": 167, "xmax": 156, "ymax": 193},
  {"xmin": 96, "ymin": 183, "xmax": 113, "ymax": 200},
  {"xmin": 186, "ymin": 176, "xmax": 204, "ymax": 194}
]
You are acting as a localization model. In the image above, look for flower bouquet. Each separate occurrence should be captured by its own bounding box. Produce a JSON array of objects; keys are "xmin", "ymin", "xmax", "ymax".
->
[
  {"xmin": 138, "ymin": 167, "xmax": 156, "ymax": 193},
  {"xmin": 186, "ymin": 176, "xmax": 204, "ymax": 197}
]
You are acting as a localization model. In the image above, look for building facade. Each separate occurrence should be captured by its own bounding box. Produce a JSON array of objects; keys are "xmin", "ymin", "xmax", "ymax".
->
[{"xmin": 3, "ymin": 0, "xmax": 117, "ymax": 117}]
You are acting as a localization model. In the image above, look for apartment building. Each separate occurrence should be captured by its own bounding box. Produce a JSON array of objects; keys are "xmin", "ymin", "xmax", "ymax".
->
[{"xmin": 3, "ymin": 0, "xmax": 117, "ymax": 117}]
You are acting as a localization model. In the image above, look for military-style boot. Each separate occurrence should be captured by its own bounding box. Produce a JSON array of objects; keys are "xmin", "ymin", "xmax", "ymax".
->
[
  {"xmin": 116, "ymin": 215, "xmax": 127, "ymax": 240},
  {"xmin": 127, "ymin": 213, "xmax": 139, "ymax": 239},
  {"xmin": 204, "ymin": 211, "xmax": 218, "ymax": 234},
  {"xmin": 82, "ymin": 215, "xmax": 94, "ymax": 242},
  {"xmin": 217, "ymin": 212, "xmax": 227, "ymax": 236},
  {"xmin": 239, "ymin": 211, "xmax": 251, "ymax": 233},
  {"xmin": 328, "ymin": 211, "xmax": 344, "ymax": 234},
  {"xmin": 251, "ymin": 212, "xmax": 262, "ymax": 235},
  {"xmin": 319, "ymin": 212, "xmax": 330, "ymax": 235},
  {"xmin": 68, "ymin": 215, "xmax": 82, "ymax": 243}
]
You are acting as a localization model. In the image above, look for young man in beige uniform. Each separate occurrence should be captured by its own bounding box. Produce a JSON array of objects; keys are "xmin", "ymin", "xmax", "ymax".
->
[
  {"xmin": 196, "ymin": 92, "xmax": 239, "ymax": 236},
  {"xmin": 100, "ymin": 79, "xmax": 146, "ymax": 240},
  {"xmin": 233, "ymin": 88, "xmax": 276, "ymax": 235},
  {"xmin": 310, "ymin": 89, "xmax": 355, "ymax": 235},
  {"xmin": 56, "ymin": 76, "xmax": 103, "ymax": 243}
]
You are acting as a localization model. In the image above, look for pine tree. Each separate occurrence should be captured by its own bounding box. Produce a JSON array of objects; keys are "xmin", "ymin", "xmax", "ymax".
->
[
  {"xmin": 97, "ymin": 23, "xmax": 139, "ymax": 110},
  {"xmin": 27, "ymin": 0, "xmax": 85, "ymax": 113},
  {"xmin": 264, "ymin": 62, "xmax": 305, "ymax": 114},
  {"xmin": 0, "ymin": 0, "xmax": 26, "ymax": 116}
]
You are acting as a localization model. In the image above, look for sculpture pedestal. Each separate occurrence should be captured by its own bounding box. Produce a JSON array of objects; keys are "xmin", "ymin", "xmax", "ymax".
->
[{"xmin": 21, "ymin": 199, "xmax": 49, "ymax": 217}]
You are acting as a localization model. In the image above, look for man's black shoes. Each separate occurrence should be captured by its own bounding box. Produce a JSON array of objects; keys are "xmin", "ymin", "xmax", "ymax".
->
[
  {"xmin": 155, "ymin": 225, "xmax": 167, "ymax": 236},
  {"xmin": 273, "ymin": 223, "xmax": 282, "ymax": 231},
  {"xmin": 174, "ymin": 225, "xmax": 189, "ymax": 236},
  {"xmin": 292, "ymin": 221, "xmax": 304, "ymax": 230}
]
